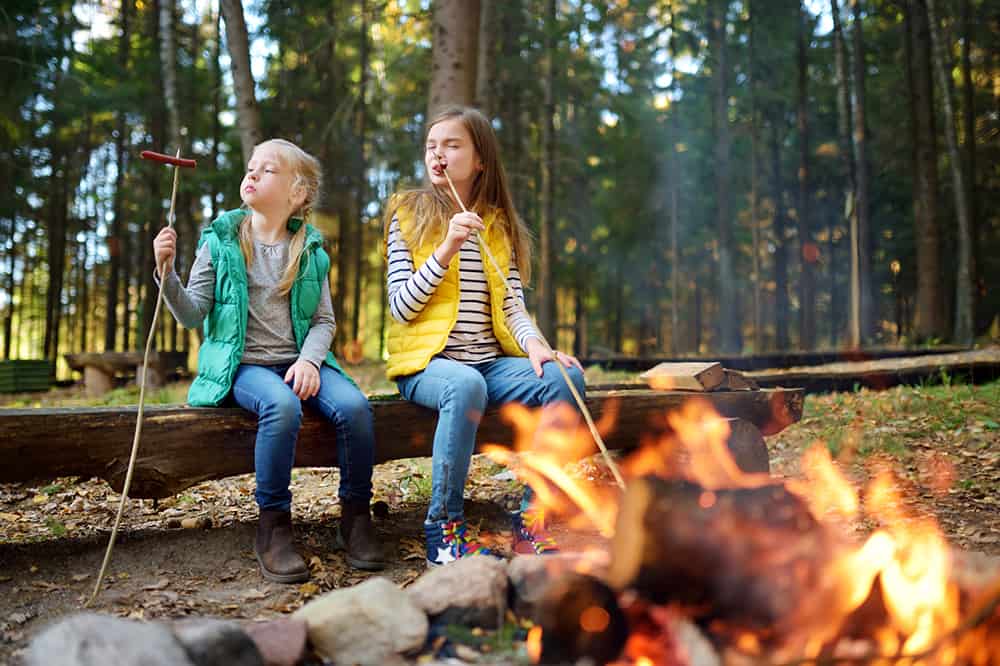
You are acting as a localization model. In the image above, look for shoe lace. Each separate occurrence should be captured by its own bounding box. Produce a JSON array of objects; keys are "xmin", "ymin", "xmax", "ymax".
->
[{"xmin": 442, "ymin": 520, "xmax": 490, "ymax": 556}]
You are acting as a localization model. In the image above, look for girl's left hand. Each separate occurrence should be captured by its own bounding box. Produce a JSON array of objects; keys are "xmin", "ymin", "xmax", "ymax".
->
[
  {"xmin": 525, "ymin": 338, "xmax": 584, "ymax": 377},
  {"xmin": 284, "ymin": 360, "xmax": 320, "ymax": 399}
]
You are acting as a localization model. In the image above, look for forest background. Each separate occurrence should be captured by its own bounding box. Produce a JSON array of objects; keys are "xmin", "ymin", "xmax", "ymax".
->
[{"xmin": 2, "ymin": 0, "xmax": 998, "ymax": 379}]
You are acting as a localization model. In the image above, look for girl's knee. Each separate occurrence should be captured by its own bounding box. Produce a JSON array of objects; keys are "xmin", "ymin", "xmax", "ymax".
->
[
  {"xmin": 547, "ymin": 365, "xmax": 585, "ymax": 404},
  {"xmin": 265, "ymin": 392, "xmax": 303, "ymax": 427},
  {"xmin": 443, "ymin": 368, "xmax": 488, "ymax": 411}
]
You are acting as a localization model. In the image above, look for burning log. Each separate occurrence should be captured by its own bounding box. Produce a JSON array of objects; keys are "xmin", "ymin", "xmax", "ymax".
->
[{"xmin": 606, "ymin": 475, "xmax": 840, "ymax": 638}]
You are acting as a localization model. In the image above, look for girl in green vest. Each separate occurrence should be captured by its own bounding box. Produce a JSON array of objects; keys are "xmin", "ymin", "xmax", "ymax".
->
[
  {"xmin": 384, "ymin": 107, "xmax": 586, "ymax": 566},
  {"xmin": 153, "ymin": 139, "xmax": 385, "ymax": 582}
]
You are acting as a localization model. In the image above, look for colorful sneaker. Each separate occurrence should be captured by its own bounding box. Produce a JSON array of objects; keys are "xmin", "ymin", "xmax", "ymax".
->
[
  {"xmin": 511, "ymin": 509, "xmax": 560, "ymax": 555},
  {"xmin": 424, "ymin": 519, "xmax": 497, "ymax": 567}
]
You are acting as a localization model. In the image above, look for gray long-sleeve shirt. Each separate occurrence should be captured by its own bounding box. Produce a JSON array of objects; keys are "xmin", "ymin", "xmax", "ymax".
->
[{"xmin": 160, "ymin": 239, "xmax": 335, "ymax": 368}]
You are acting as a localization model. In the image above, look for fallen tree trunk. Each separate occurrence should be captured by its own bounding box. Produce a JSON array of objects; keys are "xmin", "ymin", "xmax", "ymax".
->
[{"xmin": 0, "ymin": 387, "xmax": 801, "ymax": 498}]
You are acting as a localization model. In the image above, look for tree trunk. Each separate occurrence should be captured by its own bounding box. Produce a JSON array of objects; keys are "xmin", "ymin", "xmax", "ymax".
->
[
  {"xmin": 475, "ymin": 0, "xmax": 496, "ymax": 114},
  {"xmin": 709, "ymin": 0, "xmax": 740, "ymax": 353},
  {"xmin": 3, "ymin": 223, "xmax": 17, "ymax": 359},
  {"xmin": 220, "ymin": 0, "xmax": 262, "ymax": 165},
  {"xmin": 669, "ymin": 4, "xmax": 681, "ymax": 354},
  {"xmin": 849, "ymin": 0, "xmax": 875, "ymax": 343},
  {"xmin": 925, "ymin": 0, "xmax": 974, "ymax": 343},
  {"xmin": 106, "ymin": 0, "xmax": 132, "ymax": 353},
  {"xmin": 771, "ymin": 122, "xmax": 790, "ymax": 351},
  {"xmin": 830, "ymin": 0, "xmax": 859, "ymax": 347},
  {"xmin": 908, "ymin": 0, "xmax": 947, "ymax": 341},
  {"xmin": 44, "ymin": 157, "xmax": 69, "ymax": 365},
  {"xmin": 351, "ymin": 0, "xmax": 370, "ymax": 344},
  {"xmin": 797, "ymin": 4, "xmax": 815, "ymax": 350},
  {"xmin": 748, "ymin": 0, "xmax": 763, "ymax": 353},
  {"xmin": 428, "ymin": 0, "xmax": 480, "ymax": 118},
  {"xmin": 959, "ymin": 0, "xmax": 980, "ymax": 333},
  {"xmin": 536, "ymin": 0, "xmax": 557, "ymax": 341}
]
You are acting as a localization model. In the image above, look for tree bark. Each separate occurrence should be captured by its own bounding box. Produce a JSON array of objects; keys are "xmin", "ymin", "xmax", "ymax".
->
[
  {"xmin": 105, "ymin": 0, "xmax": 132, "ymax": 353},
  {"xmin": 797, "ymin": 4, "xmax": 815, "ymax": 350},
  {"xmin": 3, "ymin": 220, "xmax": 17, "ymax": 359},
  {"xmin": 536, "ymin": 0, "xmax": 557, "ymax": 341},
  {"xmin": 708, "ymin": 0, "xmax": 740, "ymax": 353},
  {"xmin": 428, "ymin": 0, "xmax": 480, "ymax": 118},
  {"xmin": 908, "ymin": 0, "xmax": 947, "ymax": 341},
  {"xmin": 748, "ymin": 0, "xmax": 763, "ymax": 353},
  {"xmin": 959, "ymin": 0, "xmax": 979, "ymax": 332},
  {"xmin": 475, "ymin": 0, "xmax": 496, "ymax": 114},
  {"xmin": 849, "ymin": 0, "xmax": 874, "ymax": 343},
  {"xmin": 771, "ymin": 122, "xmax": 790, "ymax": 351},
  {"xmin": 220, "ymin": 0, "xmax": 262, "ymax": 165},
  {"xmin": 351, "ymin": 0, "xmax": 370, "ymax": 344},
  {"xmin": 830, "ymin": 0, "xmax": 859, "ymax": 347},
  {"xmin": 925, "ymin": 0, "xmax": 974, "ymax": 343}
]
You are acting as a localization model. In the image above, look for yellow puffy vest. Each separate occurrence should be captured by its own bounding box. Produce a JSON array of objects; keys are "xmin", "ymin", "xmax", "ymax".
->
[{"xmin": 386, "ymin": 202, "xmax": 527, "ymax": 380}]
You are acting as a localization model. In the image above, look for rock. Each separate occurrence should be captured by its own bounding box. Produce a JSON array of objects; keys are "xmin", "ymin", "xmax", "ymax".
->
[
  {"xmin": 244, "ymin": 617, "xmax": 308, "ymax": 666},
  {"xmin": 171, "ymin": 618, "xmax": 263, "ymax": 666},
  {"xmin": 25, "ymin": 612, "xmax": 194, "ymax": 666},
  {"xmin": 293, "ymin": 576, "xmax": 427, "ymax": 665},
  {"xmin": 407, "ymin": 555, "xmax": 508, "ymax": 629},
  {"xmin": 508, "ymin": 553, "xmax": 606, "ymax": 620}
]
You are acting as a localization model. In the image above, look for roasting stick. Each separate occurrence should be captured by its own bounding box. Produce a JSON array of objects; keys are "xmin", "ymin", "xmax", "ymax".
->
[
  {"xmin": 87, "ymin": 149, "xmax": 195, "ymax": 606},
  {"xmin": 432, "ymin": 153, "xmax": 626, "ymax": 491}
]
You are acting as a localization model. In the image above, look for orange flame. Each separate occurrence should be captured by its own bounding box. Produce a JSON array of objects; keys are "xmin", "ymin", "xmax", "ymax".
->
[{"xmin": 491, "ymin": 396, "xmax": 987, "ymax": 662}]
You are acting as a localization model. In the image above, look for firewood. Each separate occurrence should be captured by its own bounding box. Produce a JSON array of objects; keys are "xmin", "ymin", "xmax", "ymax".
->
[
  {"xmin": 639, "ymin": 362, "xmax": 726, "ymax": 391},
  {"xmin": 606, "ymin": 476, "xmax": 837, "ymax": 635}
]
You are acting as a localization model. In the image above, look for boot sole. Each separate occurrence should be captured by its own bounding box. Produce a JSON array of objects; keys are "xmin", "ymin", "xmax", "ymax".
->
[{"xmin": 256, "ymin": 553, "xmax": 310, "ymax": 584}]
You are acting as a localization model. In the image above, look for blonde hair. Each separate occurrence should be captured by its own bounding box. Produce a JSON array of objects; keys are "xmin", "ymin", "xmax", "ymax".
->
[
  {"xmin": 239, "ymin": 138, "xmax": 323, "ymax": 295},
  {"xmin": 385, "ymin": 106, "xmax": 532, "ymax": 283}
]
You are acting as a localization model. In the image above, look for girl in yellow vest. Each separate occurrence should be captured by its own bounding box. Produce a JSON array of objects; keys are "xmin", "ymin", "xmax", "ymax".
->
[
  {"xmin": 153, "ymin": 139, "xmax": 385, "ymax": 582},
  {"xmin": 384, "ymin": 107, "xmax": 586, "ymax": 566}
]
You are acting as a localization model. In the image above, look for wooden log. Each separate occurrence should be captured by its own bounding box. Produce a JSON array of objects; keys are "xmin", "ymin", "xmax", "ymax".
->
[
  {"xmin": 638, "ymin": 362, "xmax": 725, "ymax": 391},
  {"xmin": 606, "ymin": 475, "xmax": 837, "ymax": 633},
  {"xmin": 0, "ymin": 387, "xmax": 800, "ymax": 498}
]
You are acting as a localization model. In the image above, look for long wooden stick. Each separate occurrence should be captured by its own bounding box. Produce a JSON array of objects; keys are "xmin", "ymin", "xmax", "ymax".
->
[
  {"xmin": 87, "ymin": 150, "xmax": 184, "ymax": 606},
  {"xmin": 432, "ymin": 154, "xmax": 626, "ymax": 490}
]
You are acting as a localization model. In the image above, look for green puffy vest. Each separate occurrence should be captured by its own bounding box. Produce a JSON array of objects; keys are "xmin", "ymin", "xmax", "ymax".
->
[{"xmin": 187, "ymin": 208, "xmax": 350, "ymax": 407}]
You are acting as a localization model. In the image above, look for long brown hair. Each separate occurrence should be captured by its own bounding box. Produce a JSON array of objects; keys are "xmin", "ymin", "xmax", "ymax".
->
[
  {"xmin": 238, "ymin": 138, "xmax": 323, "ymax": 295},
  {"xmin": 385, "ymin": 106, "xmax": 533, "ymax": 283}
]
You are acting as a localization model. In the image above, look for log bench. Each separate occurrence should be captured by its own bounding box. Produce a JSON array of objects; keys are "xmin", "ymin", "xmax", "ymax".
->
[
  {"xmin": 64, "ymin": 351, "xmax": 189, "ymax": 397},
  {"xmin": 0, "ymin": 386, "xmax": 803, "ymax": 499}
]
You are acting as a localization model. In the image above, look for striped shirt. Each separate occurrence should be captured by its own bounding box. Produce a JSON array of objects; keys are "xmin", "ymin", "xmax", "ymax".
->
[{"xmin": 386, "ymin": 217, "xmax": 541, "ymax": 364}]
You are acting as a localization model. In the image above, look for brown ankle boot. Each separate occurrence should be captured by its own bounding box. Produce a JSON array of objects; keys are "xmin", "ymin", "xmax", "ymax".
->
[
  {"xmin": 338, "ymin": 500, "xmax": 387, "ymax": 571},
  {"xmin": 255, "ymin": 509, "xmax": 309, "ymax": 583}
]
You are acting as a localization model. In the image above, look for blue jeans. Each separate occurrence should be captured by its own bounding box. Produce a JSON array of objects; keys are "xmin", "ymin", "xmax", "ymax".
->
[
  {"xmin": 231, "ymin": 363, "xmax": 375, "ymax": 512},
  {"xmin": 396, "ymin": 356, "xmax": 586, "ymax": 522}
]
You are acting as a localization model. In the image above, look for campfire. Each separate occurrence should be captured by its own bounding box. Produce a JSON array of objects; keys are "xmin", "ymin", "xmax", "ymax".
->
[{"xmin": 485, "ymin": 398, "xmax": 1000, "ymax": 665}]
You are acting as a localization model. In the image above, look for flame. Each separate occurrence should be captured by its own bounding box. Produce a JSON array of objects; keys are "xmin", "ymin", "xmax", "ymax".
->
[
  {"xmin": 526, "ymin": 626, "xmax": 542, "ymax": 663},
  {"xmin": 491, "ymin": 396, "xmax": 988, "ymax": 662}
]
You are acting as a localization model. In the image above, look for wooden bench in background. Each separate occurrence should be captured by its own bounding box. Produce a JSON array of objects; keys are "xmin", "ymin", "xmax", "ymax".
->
[
  {"xmin": 64, "ymin": 351, "xmax": 188, "ymax": 397},
  {"xmin": 0, "ymin": 386, "xmax": 803, "ymax": 499}
]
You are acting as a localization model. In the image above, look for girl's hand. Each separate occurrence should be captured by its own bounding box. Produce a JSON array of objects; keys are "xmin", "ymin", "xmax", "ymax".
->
[
  {"xmin": 153, "ymin": 227, "xmax": 177, "ymax": 276},
  {"xmin": 434, "ymin": 211, "xmax": 485, "ymax": 265},
  {"xmin": 284, "ymin": 360, "xmax": 320, "ymax": 399},
  {"xmin": 525, "ymin": 338, "xmax": 584, "ymax": 377}
]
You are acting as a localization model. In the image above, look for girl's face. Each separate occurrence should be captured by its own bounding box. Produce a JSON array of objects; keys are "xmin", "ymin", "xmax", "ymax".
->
[
  {"xmin": 241, "ymin": 146, "xmax": 301, "ymax": 216},
  {"xmin": 425, "ymin": 118, "xmax": 482, "ymax": 192}
]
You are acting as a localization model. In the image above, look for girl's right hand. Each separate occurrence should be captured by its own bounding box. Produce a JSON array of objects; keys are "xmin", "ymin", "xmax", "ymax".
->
[
  {"xmin": 153, "ymin": 227, "xmax": 177, "ymax": 276},
  {"xmin": 435, "ymin": 211, "xmax": 485, "ymax": 265}
]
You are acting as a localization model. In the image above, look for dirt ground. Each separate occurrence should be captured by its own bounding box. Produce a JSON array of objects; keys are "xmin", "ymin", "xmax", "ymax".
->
[{"xmin": 1, "ymin": 378, "xmax": 998, "ymax": 664}]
